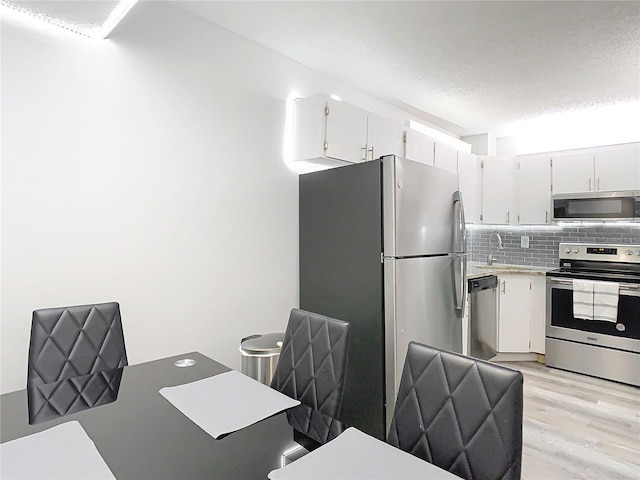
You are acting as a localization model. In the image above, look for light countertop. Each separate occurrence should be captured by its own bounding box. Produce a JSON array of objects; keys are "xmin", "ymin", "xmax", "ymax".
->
[{"xmin": 467, "ymin": 261, "xmax": 551, "ymax": 279}]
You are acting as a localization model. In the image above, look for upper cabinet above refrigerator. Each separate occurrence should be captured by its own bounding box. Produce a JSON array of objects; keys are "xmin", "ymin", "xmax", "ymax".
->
[{"xmin": 292, "ymin": 94, "xmax": 404, "ymax": 167}]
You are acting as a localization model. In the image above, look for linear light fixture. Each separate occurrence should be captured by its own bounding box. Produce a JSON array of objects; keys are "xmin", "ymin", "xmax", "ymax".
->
[
  {"xmin": 409, "ymin": 119, "xmax": 472, "ymax": 153},
  {"xmin": 468, "ymin": 222, "xmax": 639, "ymax": 230},
  {"xmin": 0, "ymin": 0, "xmax": 138, "ymax": 39}
]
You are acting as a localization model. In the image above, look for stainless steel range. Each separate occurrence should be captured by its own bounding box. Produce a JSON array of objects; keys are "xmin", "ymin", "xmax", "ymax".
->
[{"xmin": 546, "ymin": 243, "xmax": 640, "ymax": 387}]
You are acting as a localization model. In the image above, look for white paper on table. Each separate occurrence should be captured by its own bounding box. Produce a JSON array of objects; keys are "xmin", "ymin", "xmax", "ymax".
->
[
  {"xmin": 268, "ymin": 427, "xmax": 462, "ymax": 480},
  {"xmin": 159, "ymin": 370, "xmax": 300, "ymax": 439},
  {"xmin": 0, "ymin": 420, "xmax": 115, "ymax": 480}
]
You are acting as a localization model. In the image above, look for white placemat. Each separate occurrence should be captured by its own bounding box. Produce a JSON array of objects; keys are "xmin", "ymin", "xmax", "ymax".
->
[
  {"xmin": 268, "ymin": 427, "xmax": 461, "ymax": 480},
  {"xmin": 0, "ymin": 421, "xmax": 115, "ymax": 480},
  {"xmin": 159, "ymin": 370, "xmax": 300, "ymax": 439}
]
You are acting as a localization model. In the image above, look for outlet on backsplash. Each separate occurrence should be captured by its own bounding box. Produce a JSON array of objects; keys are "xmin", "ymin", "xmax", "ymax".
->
[{"xmin": 521, "ymin": 236, "xmax": 530, "ymax": 248}]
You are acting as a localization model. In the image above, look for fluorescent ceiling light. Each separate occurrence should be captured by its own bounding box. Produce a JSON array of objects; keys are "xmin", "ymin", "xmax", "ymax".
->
[
  {"xmin": 409, "ymin": 120, "xmax": 471, "ymax": 153},
  {"xmin": 1, "ymin": 0, "xmax": 138, "ymax": 39}
]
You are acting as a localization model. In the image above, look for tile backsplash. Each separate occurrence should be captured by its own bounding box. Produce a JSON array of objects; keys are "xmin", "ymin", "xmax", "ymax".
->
[{"xmin": 467, "ymin": 224, "xmax": 640, "ymax": 268}]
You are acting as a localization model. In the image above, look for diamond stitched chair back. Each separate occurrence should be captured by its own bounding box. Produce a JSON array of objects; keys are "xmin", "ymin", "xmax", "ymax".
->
[
  {"xmin": 388, "ymin": 342, "xmax": 523, "ymax": 480},
  {"xmin": 28, "ymin": 302, "xmax": 128, "ymax": 386},
  {"xmin": 270, "ymin": 309, "xmax": 351, "ymax": 419}
]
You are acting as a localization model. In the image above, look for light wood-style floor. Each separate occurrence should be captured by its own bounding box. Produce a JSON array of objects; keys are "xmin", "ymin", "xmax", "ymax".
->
[{"xmin": 503, "ymin": 361, "xmax": 640, "ymax": 480}]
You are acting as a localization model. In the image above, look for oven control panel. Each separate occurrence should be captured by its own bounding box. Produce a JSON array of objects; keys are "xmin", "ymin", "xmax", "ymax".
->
[{"xmin": 559, "ymin": 243, "xmax": 640, "ymax": 263}]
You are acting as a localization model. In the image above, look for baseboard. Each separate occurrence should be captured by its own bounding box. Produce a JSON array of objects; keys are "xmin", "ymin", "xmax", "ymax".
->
[{"xmin": 490, "ymin": 352, "xmax": 538, "ymax": 362}]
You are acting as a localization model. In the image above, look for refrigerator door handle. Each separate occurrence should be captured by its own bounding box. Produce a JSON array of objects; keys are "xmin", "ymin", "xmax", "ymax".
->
[
  {"xmin": 453, "ymin": 253, "xmax": 467, "ymax": 318},
  {"xmin": 453, "ymin": 191, "xmax": 466, "ymax": 254},
  {"xmin": 453, "ymin": 191, "xmax": 467, "ymax": 319}
]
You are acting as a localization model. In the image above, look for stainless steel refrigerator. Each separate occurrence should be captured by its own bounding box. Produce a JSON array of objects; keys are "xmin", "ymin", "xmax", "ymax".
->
[{"xmin": 299, "ymin": 155, "xmax": 466, "ymax": 439}]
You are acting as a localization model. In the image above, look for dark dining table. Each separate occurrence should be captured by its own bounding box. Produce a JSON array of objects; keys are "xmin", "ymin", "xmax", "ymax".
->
[{"xmin": 0, "ymin": 352, "xmax": 344, "ymax": 479}]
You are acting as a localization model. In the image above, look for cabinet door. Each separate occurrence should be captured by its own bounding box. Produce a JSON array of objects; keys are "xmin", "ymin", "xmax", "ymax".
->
[
  {"xmin": 517, "ymin": 156, "xmax": 551, "ymax": 224},
  {"xmin": 498, "ymin": 276, "xmax": 531, "ymax": 353},
  {"xmin": 458, "ymin": 151, "xmax": 480, "ymax": 224},
  {"xmin": 434, "ymin": 142, "xmax": 458, "ymax": 173},
  {"xmin": 528, "ymin": 276, "xmax": 546, "ymax": 354},
  {"xmin": 292, "ymin": 95, "xmax": 327, "ymax": 161},
  {"xmin": 552, "ymin": 152, "xmax": 594, "ymax": 194},
  {"xmin": 366, "ymin": 114, "xmax": 405, "ymax": 161},
  {"xmin": 594, "ymin": 143, "xmax": 640, "ymax": 191},
  {"xmin": 325, "ymin": 99, "xmax": 368, "ymax": 163},
  {"xmin": 481, "ymin": 157, "xmax": 515, "ymax": 225},
  {"xmin": 404, "ymin": 129, "xmax": 435, "ymax": 165}
]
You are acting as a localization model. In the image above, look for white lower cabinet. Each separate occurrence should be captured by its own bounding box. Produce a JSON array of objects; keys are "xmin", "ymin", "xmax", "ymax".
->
[
  {"xmin": 497, "ymin": 275, "xmax": 531, "ymax": 352},
  {"xmin": 497, "ymin": 274, "xmax": 546, "ymax": 354},
  {"xmin": 529, "ymin": 276, "xmax": 546, "ymax": 354}
]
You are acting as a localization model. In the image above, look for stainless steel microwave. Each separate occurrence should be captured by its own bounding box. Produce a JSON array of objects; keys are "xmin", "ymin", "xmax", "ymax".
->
[{"xmin": 552, "ymin": 191, "xmax": 640, "ymax": 222}]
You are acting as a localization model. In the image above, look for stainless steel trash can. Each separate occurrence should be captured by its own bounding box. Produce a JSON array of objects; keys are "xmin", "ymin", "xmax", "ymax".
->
[{"xmin": 240, "ymin": 333, "xmax": 284, "ymax": 385}]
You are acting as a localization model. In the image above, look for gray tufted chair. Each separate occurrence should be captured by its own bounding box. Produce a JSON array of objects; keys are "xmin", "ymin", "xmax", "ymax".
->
[
  {"xmin": 388, "ymin": 342, "xmax": 523, "ymax": 480},
  {"xmin": 28, "ymin": 302, "xmax": 128, "ymax": 386},
  {"xmin": 270, "ymin": 309, "xmax": 351, "ymax": 419}
]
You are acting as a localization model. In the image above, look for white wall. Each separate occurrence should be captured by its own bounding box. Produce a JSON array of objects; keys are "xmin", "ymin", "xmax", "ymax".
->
[{"xmin": 0, "ymin": 2, "xmax": 413, "ymax": 394}]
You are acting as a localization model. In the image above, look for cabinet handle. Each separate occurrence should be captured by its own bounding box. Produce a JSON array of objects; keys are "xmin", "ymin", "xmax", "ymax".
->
[
  {"xmin": 589, "ymin": 178, "xmax": 592, "ymax": 191},
  {"xmin": 502, "ymin": 281, "xmax": 506, "ymax": 294},
  {"xmin": 368, "ymin": 146, "xmax": 374, "ymax": 161},
  {"xmin": 361, "ymin": 146, "xmax": 367, "ymax": 161},
  {"xmin": 545, "ymin": 210, "xmax": 549, "ymax": 223},
  {"xmin": 597, "ymin": 177, "xmax": 600, "ymax": 191},
  {"xmin": 506, "ymin": 211, "xmax": 510, "ymax": 223}
]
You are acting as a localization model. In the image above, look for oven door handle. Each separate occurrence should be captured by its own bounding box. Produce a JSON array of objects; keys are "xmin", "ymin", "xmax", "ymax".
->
[{"xmin": 548, "ymin": 277, "xmax": 640, "ymax": 291}]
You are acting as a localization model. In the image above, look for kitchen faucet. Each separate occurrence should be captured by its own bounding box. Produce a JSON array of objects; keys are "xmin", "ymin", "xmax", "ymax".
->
[{"xmin": 487, "ymin": 232, "xmax": 504, "ymax": 265}]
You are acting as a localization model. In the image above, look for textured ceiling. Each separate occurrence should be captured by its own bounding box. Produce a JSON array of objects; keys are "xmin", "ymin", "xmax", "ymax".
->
[
  {"xmin": 4, "ymin": 1, "xmax": 639, "ymax": 138},
  {"xmin": 168, "ymin": 0, "xmax": 640, "ymax": 137}
]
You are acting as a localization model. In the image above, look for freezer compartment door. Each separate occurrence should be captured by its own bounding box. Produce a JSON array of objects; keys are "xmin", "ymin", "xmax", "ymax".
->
[
  {"xmin": 383, "ymin": 156, "xmax": 461, "ymax": 257},
  {"xmin": 389, "ymin": 255, "xmax": 463, "ymax": 397}
]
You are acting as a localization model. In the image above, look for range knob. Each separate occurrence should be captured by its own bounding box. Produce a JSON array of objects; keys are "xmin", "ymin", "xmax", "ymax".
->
[
  {"xmin": 573, "ymin": 248, "xmax": 579, "ymax": 253},
  {"xmin": 565, "ymin": 248, "xmax": 571, "ymax": 253},
  {"xmin": 636, "ymin": 251, "xmax": 640, "ymax": 256},
  {"xmin": 626, "ymin": 249, "xmax": 634, "ymax": 255}
]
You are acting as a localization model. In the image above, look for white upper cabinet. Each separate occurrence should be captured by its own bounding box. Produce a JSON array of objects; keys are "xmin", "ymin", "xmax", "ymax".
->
[
  {"xmin": 552, "ymin": 144, "xmax": 640, "ymax": 194},
  {"xmin": 293, "ymin": 95, "xmax": 368, "ymax": 165},
  {"xmin": 481, "ymin": 157, "xmax": 516, "ymax": 225},
  {"xmin": 517, "ymin": 156, "xmax": 551, "ymax": 224},
  {"xmin": 293, "ymin": 94, "xmax": 409, "ymax": 166},
  {"xmin": 593, "ymin": 143, "xmax": 640, "ymax": 191},
  {"xmin": 434, "ymin": 142, "xmax": 458, "ymax": 173},
  {"xmin": 324, "ymin": 99, "xmax": 368, "ymax": 163},
  {"xmin": 458, "ymin": 151, "xmax": 480, "ymax": 224},
  {"xmin": 551, "ymin": 152, "xmax": 595, "ymax": 194},
  {"xmin": 404, "ymin": 129, "xmax": 435, "ymax": 165},
  {"xmin": 366, "ymin": 114, "xmax": 405, "ymax": 161}
]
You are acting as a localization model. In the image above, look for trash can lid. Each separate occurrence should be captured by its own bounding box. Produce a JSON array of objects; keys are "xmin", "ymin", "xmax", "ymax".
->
[{"xmin": 240, "ymin": 332, "xmax": 285, "ymax": 354}]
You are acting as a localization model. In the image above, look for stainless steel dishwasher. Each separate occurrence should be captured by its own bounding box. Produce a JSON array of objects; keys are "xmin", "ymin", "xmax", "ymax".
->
[{"xmin": 468, "ymin": 275, "xmax": 498, "ymax": 360}]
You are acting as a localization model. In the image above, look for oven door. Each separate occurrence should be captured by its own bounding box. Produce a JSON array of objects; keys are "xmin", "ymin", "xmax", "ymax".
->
[{"xmin": 546, "ymin": 277, "xmax": 640, "ymax": 353}]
